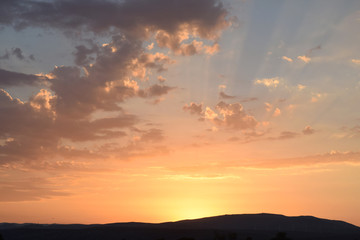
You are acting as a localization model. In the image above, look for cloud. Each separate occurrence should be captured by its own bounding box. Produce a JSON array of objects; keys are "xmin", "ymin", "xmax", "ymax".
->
[
  {"xmin": 0, "ymin": 68, "xmax": 46, "ymax": 86},
  {"xmin": 308, "ymin": 45, "xmax": 321, "ymax": 54},
  {"xmin": 138, "ymin": 84, "xmax": 175, "ymax": 98},
  {"xmin": 0, "ymin": 51, "xmax": 10, "ymax": 60},
  {"xmin": 272, "ymin": 107, "xmax": 281, "ymax": 117},
  {"xmin": 219, "ymin": 91, "xmax": 235, "ymax": 99},
  {"xmin": 0, "ymin": 0, "xmax": 229, "ymax": 39},
  {"xmin": 11, "ymin": 47, "xmax": 25, "ymax": 60},
  {"xmin": 72, "ymin": 41, "xmax": 99, "ymax": 66},
  {"xmin": 297, "ymin": 55, "xmax": 311, "ymax": 63},
  {"xmin": 282, "ymin": 56, "xmax": 293, "ymax": 62},
  {"xmin": 297, "ymin": 84, "xmax": 306, "ymax": 90},
  {"xmin": 204, "ymin": 106, "xmax": 218, "ymax": 120},
  {"xmin": 138, "ymin": 128, "xmax": 164, "ymax": 143},
  {"xmin": 351, "ymin": 59, "xmax": 360, "ymax": 65},
  {"xmin": 0, "ymin": 87, "xmax": 140, "ymax": 164},
  {"xmin": 131, "ymin": 52, "xmax": 174, "ymax": 79},
  {"xmin": 295, "ymin": 45, "xmax": 321, "ymax": 64},
  {"xmin": 255, "ymin": 77, "xmax": 281, "ymax": 88},
  {"xmin": 0, "ymin": 47, "xmax": 35, "ymax": 61},
  {"xmin": 183, "ymin": 102, "xmax": 203, "ymax": 115},
  {"xmin": 157, "ymin": 75, "xmax": 166, "ymax": 83},
  {"xmin": 146, "ymin": 43, "xmax": 154, "ymax": 50},
  {"xmin": 266, "ymin": 131, "xmax": 299, "ymax": 141},
  {"xmin": 213, "ymin": 101, "xmax": 258, "ymax": 130},
  {"xmin": 1, "ymin": 0, "xmax": 229, "ymax": 60},
  {"xmin": 278, "ymin": 131, "xmax": 299, "ymax": 139},
  {"xmin": 184, "ymin": 101, "xmax": 257, "ymax": 130},
  {"xmin": 311, "ymin": 93, "xmax": 326, "ymax": 103},
  {"xmin": 0, "ymin": 88, "xmax": 60, "ymax": 163},
  {"xmin": 265, "ymin": 102, "xmax": 272, "ymax": 112},
  {"xmin": 337, "ymin": 125, "xmax": 360, "ymax": 139},
  {"xmin": 96, "ymin": 138, "xmax": 170, "ymax": 161},
  {"xmin": 156, "ymin": 33, "xmax": 220, "ymax": 56},
  {"xmin": 164, "ymin": 151, "xmax": 360, "ymax": 172},
  {"xmin": 50, "ymin": 36, "xmax": 175, "ymax": 119},
  {"xmin": 348, "ymin": 125, "xmax": 360, "ymax": 138},
  {"xmin": 0, "ymin": 178, "xmax": 70, "ymax": 202},
  {"xmin": 218, "ymin": 84, "xmax": 226, "ymax": 89},
  {"xmin": 239, "ymin": 97, "xmax": 258, "ymax": 103},
  {"xmin": 0, "ymin": 0, "xmax": 231, "ymax": 166},
  {"xmin": 303, "ymin": 126, "xmax": 316, "ymax": 135},
  {"xmin": 57, "ymin": 115, "xmax": 137, "ymax": 142},
  {"xmin": 256, "ymin": 151, "xmax": 360, "ymax": 168}
]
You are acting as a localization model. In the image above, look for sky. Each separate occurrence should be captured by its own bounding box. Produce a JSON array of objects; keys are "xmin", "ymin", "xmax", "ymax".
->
[{"xmin": 1, "ymin": 0, "xmax": 360, "ymax": 226}]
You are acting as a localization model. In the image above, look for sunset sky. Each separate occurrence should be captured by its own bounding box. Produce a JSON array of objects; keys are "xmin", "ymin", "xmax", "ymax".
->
[{"xmin": 1, "ymin": 0, "xmax": 360, "ymax": 226}]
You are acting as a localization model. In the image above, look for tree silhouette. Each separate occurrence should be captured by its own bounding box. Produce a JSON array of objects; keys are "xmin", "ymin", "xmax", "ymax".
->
[
  {"xmin": 177, "ymin": 237, "xmax": 195, "ymax": 240},
  {"xmin": 271, "ymin": 232, "xmax": 291, "ymax": 240},
  {"xmin": 228, "ymin": 232, "xmax": 237, "ymax": 240}
]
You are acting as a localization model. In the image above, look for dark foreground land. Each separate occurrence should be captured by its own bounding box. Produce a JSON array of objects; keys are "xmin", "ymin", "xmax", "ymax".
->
[{"xmin": 1, "ymin": 213, "xmax": 360, "ymax": 240}]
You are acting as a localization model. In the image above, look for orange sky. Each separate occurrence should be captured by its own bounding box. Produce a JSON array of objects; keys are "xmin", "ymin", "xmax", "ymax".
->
[{"xmin": 0, "ymin": 0, "xmax": 360, "ymax": 226}]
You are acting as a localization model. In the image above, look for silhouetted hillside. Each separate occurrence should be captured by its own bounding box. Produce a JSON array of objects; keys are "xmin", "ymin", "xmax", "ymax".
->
[
  {"xmin": 1, "ymin": 213, "xmax": 360, "ymax": 240},
  {"xmin": 158, "ymin": 213, "xmax": 360, "ymax": 233}
]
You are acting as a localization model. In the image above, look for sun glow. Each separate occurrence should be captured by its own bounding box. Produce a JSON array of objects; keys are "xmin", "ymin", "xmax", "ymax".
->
[{"xmin": 170, "ymin": 199, "xmax": 220, "ymax": 221}]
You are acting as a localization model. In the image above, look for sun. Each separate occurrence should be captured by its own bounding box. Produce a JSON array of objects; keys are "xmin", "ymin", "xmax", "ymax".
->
[{"xmin": 168, "ymin": 198, "xmax": 222, "ymax": 221}]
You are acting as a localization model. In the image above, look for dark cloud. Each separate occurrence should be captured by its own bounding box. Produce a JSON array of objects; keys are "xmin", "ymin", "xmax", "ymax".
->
[
  {"xmin": 278, "ymin": 131, "xmax": 299, "ymax": 139},
  {"xmin": 0, "ymin": 88, "xmax": 137, "ymax": 164},
  {"xmin": 0, "ymin": 68, "xmax": 45, "ymax": 86},
  {"xmin": 183, "ymin": 102, "xmax": 203, "ymax": 115},
  {"xmin": 0, "ymin": 47, "xmax": 35, "ymax": 61},
  {"xmin": 0, "ymin": 0, "xmax": 229, "ymax": 38},
  {"xmin": 1, "ymin": 0, "xmax": 229, "ymax": 60},
  {"xmin": 308, "ymin": 44, "xmax": 321, "ymax": 55},
  {"xmin": 0, "ymin": 34, "xmax": 173, "ymax": 164},
  {"xmin": 72, "ymin": 42, "xmax": 99, "ymax": 66},
  {"xmin": 139, "ymin": 128, "xmax": 164, "ymax": 142},
  {"xmin": 29, "ymin": 54, "xmax": 35, "ymax": 61},
  {"xmin": 138, "ymin": 84, "xmax": 175, "ymax": 98},
  {"xmin": 302, "ymin": 125, "xmax": 316, "ymax": 135},
  {"xmin": 11, "ymin": 47, "xmax": 25, "ymax": 60},
  {"xmin": 267, "ymin": 131, "xmax": 300, "ymax": 140},
  {"xmin": 240, "ymin": 97, "xmax": 258, "ymax": 103},
  {"xmin": 56, "ymin": 115, "xmax": 136, "ymax": 142},
  {"xmin": 219, "ymin": 91, "xmax": 235, "ymax": 99},
  {"xmin": 49, "ymin": 35, "xmax": 142, "ymax": 119},
  {"xmin": 214, "ymin": 101, "xmax": 258, "ymax": 130},
  {"xmin": 130, "ymin": 52, "xmax": 174, "ymax": 79},
  {"xmin": 0, "ymin": 0, "xmax": 231, "ymax": 165}
]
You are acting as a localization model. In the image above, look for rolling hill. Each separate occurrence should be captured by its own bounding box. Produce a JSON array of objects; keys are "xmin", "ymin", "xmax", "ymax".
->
[{"xmin": 1, "ymin": 213, "xmax": 360, "ymax": 240}]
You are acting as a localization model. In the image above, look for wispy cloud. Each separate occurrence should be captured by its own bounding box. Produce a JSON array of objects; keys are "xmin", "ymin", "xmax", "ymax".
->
[
  {"xmin": 282, "ymin": 56, "xmax": 293, "ymax": 62},
  {"xmin": 184, "ymin": 101, "xmax": 258, "ymax": 131},
  {"xmin": 255, "ymin": 77, "xmax": 281, "ymax": 88},
  {"xmin": 302, "ymin": 126, "xmax": 316, "ymax": 135},
  {"xmin": 297, "ymin": 55, "xmax": 311, "ymax": 63}
]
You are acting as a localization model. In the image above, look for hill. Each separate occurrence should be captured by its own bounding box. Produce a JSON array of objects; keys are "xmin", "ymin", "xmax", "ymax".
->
[{"xmin": 1, "ymin": 213, "xmax": 360, "ymax": 240}]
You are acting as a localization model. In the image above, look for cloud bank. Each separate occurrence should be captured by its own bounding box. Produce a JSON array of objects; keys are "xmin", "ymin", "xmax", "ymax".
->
[{"xmin": 0, "ymin": 0, "xmax": 231, "ymax": 165}]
